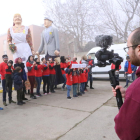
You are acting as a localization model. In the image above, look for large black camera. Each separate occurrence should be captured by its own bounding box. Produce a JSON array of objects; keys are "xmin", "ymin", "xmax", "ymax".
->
[
  {"xmin": 95, "ymin": 35, "xmax": 123, "ymax": 69},
  {"xmin": 95, "ymin": 35, "xmax": 123, "ymax": 110}
]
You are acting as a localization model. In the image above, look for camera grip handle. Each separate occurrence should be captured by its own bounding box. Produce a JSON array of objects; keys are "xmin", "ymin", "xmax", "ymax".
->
[{"xmin": 116, "ymin": 88, "xmax": 123, "ymax": 110}]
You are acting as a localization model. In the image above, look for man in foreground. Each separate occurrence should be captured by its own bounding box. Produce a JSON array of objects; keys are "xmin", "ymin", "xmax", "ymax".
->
[{"xmin": 112, "ymin": 27, "xmax": 140, "ymax": 140}]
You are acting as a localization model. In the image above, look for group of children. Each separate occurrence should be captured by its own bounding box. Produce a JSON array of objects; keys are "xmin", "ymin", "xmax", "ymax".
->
[
  {"xmin": 0, "ymin": 54, "xmax": 94, "ymax": 109},
  {"xmin": 60, "ymin": 56, "xmax": 94, "ymax": 99}
]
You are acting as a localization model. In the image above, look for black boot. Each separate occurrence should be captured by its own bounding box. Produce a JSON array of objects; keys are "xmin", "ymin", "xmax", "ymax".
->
[
  {"xmin": 78, "ymin": 92, "xmax": 82, "ymax": 96},
  {"xmin": 30, "ymin": 94, "xmax": 37, "ymax": 99},
  {"xmin": 21, "ymin": 101, "xmax": 26, "ymax": 104},
  {"xmin": 17, "ymin": 102, "xmax": 23, "ymax": 105},
  {"xmin": 9, "ymin": 100, "xmax": 16, "ymax": 104},
  {"xmin": 22, "ymin": 97, "xmax": 28, "ymax": 100},
  {"xmin": 28, "ymin": 90, "xmax": 30, "ymax": 95},
  {"xmin": 22, "ymin": 91, "xmax": 28, "ymax": 100},
  {"xmin": 90, "ymin": 81, "xmax": 94, "ymax": 89}
]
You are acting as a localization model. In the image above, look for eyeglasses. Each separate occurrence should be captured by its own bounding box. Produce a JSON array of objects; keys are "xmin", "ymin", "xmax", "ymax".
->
[
  {"xmin": 124, "ymin": 45, "xmax": 138, "ymax": 53},
  {"xmin": 14, "ymin": 16, "xmax": 21, "ymax": 19}
]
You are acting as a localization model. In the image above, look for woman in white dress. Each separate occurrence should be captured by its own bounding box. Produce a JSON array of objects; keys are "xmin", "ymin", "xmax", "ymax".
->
[{"xmin": 7, "ymin": 13, "xmax": 34, "ymax": 72}]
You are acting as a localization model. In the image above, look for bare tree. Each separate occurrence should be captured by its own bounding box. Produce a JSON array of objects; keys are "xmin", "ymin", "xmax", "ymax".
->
[
  {"xmin": 98, "ymin": 0, "xmax": 140, "ymax": 42},
  {"xmin": 42, "ymin": 0, "xmax": 99, "ymax": 51}
]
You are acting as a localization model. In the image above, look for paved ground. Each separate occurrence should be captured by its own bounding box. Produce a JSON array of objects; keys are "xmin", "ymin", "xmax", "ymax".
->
[{"xmin": 0, "ymin": 81, "xmax": 123, "ymax": 140}]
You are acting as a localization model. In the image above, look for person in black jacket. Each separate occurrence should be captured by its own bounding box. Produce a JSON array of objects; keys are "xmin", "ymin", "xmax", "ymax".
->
[
  {"xmin": 13, "ymin": 66, "xmax": 25, "ymax": 105},
  {"xmin": 5, "ymin": 60, "xmax": 16, "ymax": 104},
  {"xmin": 14, "ymin": 57, "xmax": 28, "ymax": 100}
]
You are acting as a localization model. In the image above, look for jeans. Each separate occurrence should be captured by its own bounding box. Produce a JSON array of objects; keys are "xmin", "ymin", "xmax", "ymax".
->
[
  {"xmin": 73, "ymin": 84, "xmax": 78, "ymax": 96},
  {"xmin": 2, "ymin": 79, "xmax": 12, "ymax": 102},
  {"xmin": 62, "ymin": 74, "xmax": 66, "ymax": 88},
  {"xmin": 42, "ymin": 76, "xmax": 50, "ymax": 93},
  {"xmin": 80, "ymin": 83, "xmax": 85, "ymax": 93},
  {"xmin": 88, "ymin": 73, "xmax": 93, "ymax": 88},
  {"xmin": 132, "ymin": 72, "xmax": 136, "ymax": 81},
  {"xmin": 84, "ymin": 82, "xmax": 87, "ymax": 90},
  {"xmin": 126, "ymin": 74, "xmax": 131, "ymax": 86},
  {"xmin": 35, "ymin": 77, "xmax": 42, "ymax": 94},
  {"xmin": 67, "ymin": 85, "xmax": 71, "ymax": 97},
  {"xmin": 77, "ymin": 83, "xmax": 80, "ymax": 93}
]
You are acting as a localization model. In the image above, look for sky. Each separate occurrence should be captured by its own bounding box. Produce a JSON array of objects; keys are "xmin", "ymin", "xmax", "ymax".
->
[{"xmin": 0, "ymin": 0, "xmax": 45, "ymax": 35}]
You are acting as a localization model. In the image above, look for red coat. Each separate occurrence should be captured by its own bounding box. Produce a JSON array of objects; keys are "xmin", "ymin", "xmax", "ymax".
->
[
  {"xmin": 42, "ymin": 64, "xmax": 50, "ymax": 76},
  {"xmin": 84, "ymin": 70, "xmax": 88, "ymax": 81},
  {"xmin": 0, "ymin": 62, "xmax": 7, "ymax": 80},
  {"xmin": 66, "ymin": 62, "xmax": 71, "ymax": 68},
  {"xmin": 71, "ymin": 61, "xmax": 78, "ymax": 65},
  {"xmin": 60, "ymin": 62, "xmax": 67, "ymax": 75},
  {"xmin": 111, "ymin": 64, "xmax": 121, "ymax": 70},
  {"xmin": 66, "ymin": 73, "xmax": 73, "ymax": 85},
  {"xmin": 88, "ymin": 60, "xmax": 93, "ymax": 66},
  {"xmin": 26, "ymin": 62, "xmax": 35, "ymax": 76},
  {"xmin": 34, "ymin": 65, "xmax": 43, "ymax": 77},
  {"xmin": 88, "ymin": 60, "xmax": 93, "ymax": 72},
  {"xmin": 72, "ymin": 75, "xmax": 78, "ymax": 84},
  {"xmin": 49, "ymin": 63, "xmax": 56, "ymax": 75},
  {"xmin": 80, "ymin": 73, "xmax": 86, "ymax": 83},
  {"xmin": 5, "ymin": 65, "xmax": 14, "ymax": 75}
]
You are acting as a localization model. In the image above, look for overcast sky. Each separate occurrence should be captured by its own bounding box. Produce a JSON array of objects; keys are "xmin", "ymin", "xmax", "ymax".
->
[{"xmin": 0, "ymin": 0, "xmax": 44, "ymax": 35}]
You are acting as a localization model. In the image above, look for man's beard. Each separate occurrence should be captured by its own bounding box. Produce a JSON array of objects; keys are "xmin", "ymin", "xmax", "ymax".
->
[
  {"xmin": 130, "ymin": 51, "xmax": 140, "ymax": 66},
  {"xmin": 4, "ymin": 60, "xmax": 8, "ymax": 63}
]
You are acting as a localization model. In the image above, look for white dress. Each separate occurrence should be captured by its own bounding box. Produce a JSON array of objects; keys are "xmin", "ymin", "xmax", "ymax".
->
[{"xmin": 10, "ymin": 26, "xmax": 32, "ymax": 72}]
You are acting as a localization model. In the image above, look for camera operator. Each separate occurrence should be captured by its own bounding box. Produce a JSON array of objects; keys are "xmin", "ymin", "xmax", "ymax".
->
[{"xmin": 112, "ymin": 27, "xmax": 140, "ymax": 140}]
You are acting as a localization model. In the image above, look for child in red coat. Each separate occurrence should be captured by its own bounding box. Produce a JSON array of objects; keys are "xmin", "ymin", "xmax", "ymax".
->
[
  {"xmin": 80, "ymin": 68, "xmax": 86, "ymax": 94},
  {"xmin": 72, "ymin": 70, "xmax": 78, "ymax": 97},
  {"xmin": 66, "ymin": 68, "xmax": 73, "ymax": 99},
  {"xmin": 34, "ymin": 57, "xmax": 43, "ymax": 97}
]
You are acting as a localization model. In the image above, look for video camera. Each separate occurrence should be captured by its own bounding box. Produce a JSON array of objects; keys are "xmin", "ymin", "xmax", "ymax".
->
[
  {"xmin": 95, "ymin": 35, "xmax": 123, "ymax": 68},
  {"xmin": 95, "ymin": 35, "xmax": 123, "ymax": 110}
]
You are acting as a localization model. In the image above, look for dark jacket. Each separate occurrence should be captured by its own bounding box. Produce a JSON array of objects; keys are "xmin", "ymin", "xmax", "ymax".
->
[
  {"xmin": 14, "ymin": 63, "xmax": 27, "ymax": 81},
  {"xmin": 13, "ymin": 72, "xmax": 23, "ymax": 90}
]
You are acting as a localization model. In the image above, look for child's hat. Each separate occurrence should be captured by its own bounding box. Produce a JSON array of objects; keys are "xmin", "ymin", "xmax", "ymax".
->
[{"xmin": 8, "ymin": 60, "xmax": 13, "ymax": 65}]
